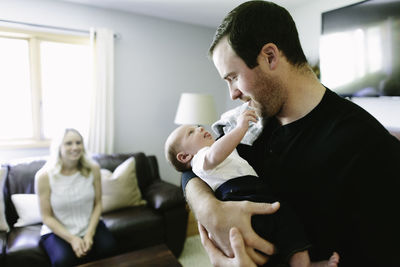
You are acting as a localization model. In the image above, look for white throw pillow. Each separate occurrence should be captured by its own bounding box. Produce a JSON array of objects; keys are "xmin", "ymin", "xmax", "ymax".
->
[
  {"xmin": 101, "ymin": 157, "xmax": 146, "ymax": 213},
  {"xmin": 11, "ymin": 194, "xmax": 42, "ymax": 227},
  {"xmin": 0, "ymin": 166, "xmax": 10, "ymax": 231}
]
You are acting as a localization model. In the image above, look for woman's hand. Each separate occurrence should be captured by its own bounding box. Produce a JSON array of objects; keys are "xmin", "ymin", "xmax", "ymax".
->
[
  {"xmin": 199, "ymin": 223, "xmax": 267, "ymax": 267},
  {"xmin": 83, "ymin": 234, "xmax": 94, "ymax": 254},
  {"xmin": 70, "ymin": 236, "xmax": 87, "ymax": 258}
]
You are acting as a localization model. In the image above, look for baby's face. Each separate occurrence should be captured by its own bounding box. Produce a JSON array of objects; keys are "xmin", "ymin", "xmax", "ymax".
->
[{"xmin": 176, "ymin": 125, "xmax": 215, "ymax": 155}]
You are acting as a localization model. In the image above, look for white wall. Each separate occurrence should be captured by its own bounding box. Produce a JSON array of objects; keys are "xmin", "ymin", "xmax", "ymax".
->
[
  {"xmin": 288, "ymin": 0, "xmax": 400, "ymax": 129},
  {"xmin": 0, "ymin": 0, "xmax": 227, "ymax": 185}
]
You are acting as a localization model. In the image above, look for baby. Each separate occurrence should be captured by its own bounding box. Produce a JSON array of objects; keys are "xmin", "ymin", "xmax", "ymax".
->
[{"xmin": 165, "ymin": 109, "xmax": 339, "ymax": 267}]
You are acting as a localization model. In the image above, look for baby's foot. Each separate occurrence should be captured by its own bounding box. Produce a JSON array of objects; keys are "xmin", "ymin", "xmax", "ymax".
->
[
  {"xmin": 327, "ymin": 252, "xmax": 339, "ymax": 267},
  {"xmin": 310, "ymin": 252, "xmax": 340, "ymax": 267}
]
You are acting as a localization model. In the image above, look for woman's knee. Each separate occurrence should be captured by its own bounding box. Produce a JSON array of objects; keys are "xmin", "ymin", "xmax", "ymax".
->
[{"xmin": 41, "ymin": 234, "xmax": 78, "ymax": 267}]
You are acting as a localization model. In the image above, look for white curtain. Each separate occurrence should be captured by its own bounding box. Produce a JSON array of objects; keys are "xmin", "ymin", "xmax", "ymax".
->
[{"xmin": 87, "ymin": 28, "xmax": 114, "ymax": 154}]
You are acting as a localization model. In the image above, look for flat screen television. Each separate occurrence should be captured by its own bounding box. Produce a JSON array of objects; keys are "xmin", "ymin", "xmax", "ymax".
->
[{"xmin": 320, "ymin": 0, "xmax": 400, "ymax": 97}]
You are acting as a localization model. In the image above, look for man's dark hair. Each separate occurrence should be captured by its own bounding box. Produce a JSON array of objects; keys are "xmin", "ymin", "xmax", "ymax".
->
[{"xmin": 209, "ymin": 0, "xmax": 307, "ymax": 68}]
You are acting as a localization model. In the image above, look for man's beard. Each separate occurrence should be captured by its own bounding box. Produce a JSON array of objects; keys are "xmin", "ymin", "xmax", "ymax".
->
[{"xmin": 251, "ymin": 68, "xmax": 285, "ymax": 119}]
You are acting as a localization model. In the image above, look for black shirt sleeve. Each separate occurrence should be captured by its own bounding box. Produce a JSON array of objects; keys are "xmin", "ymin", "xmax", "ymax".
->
[{"xmin": 181, "ymin": 170, "xmax": 197, "ymax": 196}]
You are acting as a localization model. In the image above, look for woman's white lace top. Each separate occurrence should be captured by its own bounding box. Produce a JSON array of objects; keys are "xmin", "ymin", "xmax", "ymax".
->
[{"xmin": 40, "ymin": 171, "xmax": 94, "ymax": 237}]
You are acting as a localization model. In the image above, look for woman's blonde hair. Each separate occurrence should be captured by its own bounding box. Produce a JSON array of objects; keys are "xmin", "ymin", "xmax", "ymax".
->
[{"xmin": 44, "ymin": 128, "xmax": 93, "ymax": 177}]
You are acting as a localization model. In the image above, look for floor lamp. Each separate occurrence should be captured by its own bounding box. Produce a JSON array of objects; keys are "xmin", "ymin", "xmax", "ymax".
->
[{"xmin": 174, "ymin": 93, "xmax": 217, "ymax": 126}]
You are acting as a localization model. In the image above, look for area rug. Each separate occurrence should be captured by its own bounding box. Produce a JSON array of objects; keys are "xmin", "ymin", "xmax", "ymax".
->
[{"xmin": 178, "ymin": 235, "xmax": 212, "ymax": 267}]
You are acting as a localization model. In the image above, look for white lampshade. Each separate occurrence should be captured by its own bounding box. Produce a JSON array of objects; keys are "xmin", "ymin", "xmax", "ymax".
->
[{"xmin": 174, "ymin": 93, "xmax": 217, "ymax": 125}]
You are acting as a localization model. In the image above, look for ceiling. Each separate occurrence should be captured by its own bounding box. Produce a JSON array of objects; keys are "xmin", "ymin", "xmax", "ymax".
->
[{"xmin": 60, "ymin": 0, "xmax": 312, "ymax": 28}]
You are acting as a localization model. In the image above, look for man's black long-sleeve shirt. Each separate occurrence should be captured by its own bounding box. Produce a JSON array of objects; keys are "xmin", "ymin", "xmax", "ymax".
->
[{"xmin": 182, "ymin": 89, "xmax": 400, "ymax": 267}]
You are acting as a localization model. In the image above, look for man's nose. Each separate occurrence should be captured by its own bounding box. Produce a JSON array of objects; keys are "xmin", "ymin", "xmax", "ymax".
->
[
  {"xmin": 197, "ymin": 127, "xmax": 204, "ymax": 132},
  {"xmin": 229, "ymin": 85, "xmax": 242, "ymax": 100}
]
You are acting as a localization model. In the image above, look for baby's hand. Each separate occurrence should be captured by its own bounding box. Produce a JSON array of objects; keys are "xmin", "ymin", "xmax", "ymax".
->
[{"xmin": 237, "ymin": 110, "xmax": 258, "ymax": 130}]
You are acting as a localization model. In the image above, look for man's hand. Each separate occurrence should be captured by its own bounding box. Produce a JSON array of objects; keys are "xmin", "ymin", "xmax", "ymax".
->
[
  {"xmin": 199, "ymin": 199, "xmax": 280, "ymax": 258},
  {"xmin": 185, "ymin": 178, "xmax": 279, "ymax": 264},
  {"xmin": 200, "ymin": 224, "xmax": 267, "ymax": 267}
]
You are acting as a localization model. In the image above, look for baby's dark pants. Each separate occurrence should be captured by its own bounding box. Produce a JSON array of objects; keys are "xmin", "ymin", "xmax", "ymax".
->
[{"xmin": 215, "ymin": 176, "xmax": 311, "ymax": 265}]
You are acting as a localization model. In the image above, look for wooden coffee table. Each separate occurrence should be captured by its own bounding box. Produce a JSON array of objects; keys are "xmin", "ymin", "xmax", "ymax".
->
[{"xmin": 77, "ymin": 244, "xmax": 182, "ymax": 267}]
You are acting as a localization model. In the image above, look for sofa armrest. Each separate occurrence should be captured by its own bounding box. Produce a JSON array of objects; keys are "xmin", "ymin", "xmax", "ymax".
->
[
  {"xmin": 143, "ymin": 180, "xmax": 188, "ymax": 256},
  {"xmin": 144, "ymin": 180, "xmax": 185, "ymax": 211},
  {"xmin": 0, "ymin": 231, "xmax": 6, "ymax": 261}
]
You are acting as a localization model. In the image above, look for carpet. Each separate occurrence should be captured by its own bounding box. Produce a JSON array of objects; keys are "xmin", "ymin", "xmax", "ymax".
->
[{"xmin": 178, "ymin": 235, "xmax": 212, "ymax": 267}]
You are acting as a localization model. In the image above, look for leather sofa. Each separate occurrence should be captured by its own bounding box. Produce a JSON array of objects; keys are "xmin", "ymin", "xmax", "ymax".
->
[{"xmin": 0, "ymin": 152, "xmax": 188, "ymax": 267}]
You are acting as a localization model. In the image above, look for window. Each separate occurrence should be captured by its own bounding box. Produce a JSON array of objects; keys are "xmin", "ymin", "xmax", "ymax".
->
[
  {"xmin": 320, "ymin": 23, "xmax": 385, "ymax": 90},
  {"xmin": 0, "ymin": 27, "xmax": 92, "ymax": 148}
]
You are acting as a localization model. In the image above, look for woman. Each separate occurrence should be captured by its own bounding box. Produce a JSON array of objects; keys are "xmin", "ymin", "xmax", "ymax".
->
[{"xmin": 36, "ymin": 128, "xmax": 116, "ymax": 266}]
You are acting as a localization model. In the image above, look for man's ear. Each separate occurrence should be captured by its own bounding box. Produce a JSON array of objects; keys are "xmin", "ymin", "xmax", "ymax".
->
[
  {"xmin": 259, "ymin": 43, "xmax": 279, "ymax": 70},
  {"xmin": 177, "ymin": 152, "xmax": 193, "ymax": 164}
]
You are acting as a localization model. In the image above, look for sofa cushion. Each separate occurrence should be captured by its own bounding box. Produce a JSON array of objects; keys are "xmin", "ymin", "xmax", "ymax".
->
[
  {"xmin": 92, "ymin": 152, "xmax": 153, "ymax": 192},
  {"xmin": 92, "ymin": 153, "xmax": 137, "ymax": 172},
  {"xmin": 4, "ymin": 160, "xmax": 45, "ymax": 228},
  {"xmin": 5, "ymin": 225, "xmax": 49, "ymax": 267},
  {"xmin": 101, "ymin": 157, "xmax": 146, "ymax": 213},
  {"xmin": 11, "ymin": 194, "xmax": 41, "ymax": 227}
]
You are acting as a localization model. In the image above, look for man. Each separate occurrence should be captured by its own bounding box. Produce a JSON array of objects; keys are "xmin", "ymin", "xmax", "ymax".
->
[{"xmin": 182, "ymin": 1, "xmax": 400, "ymax": 266}]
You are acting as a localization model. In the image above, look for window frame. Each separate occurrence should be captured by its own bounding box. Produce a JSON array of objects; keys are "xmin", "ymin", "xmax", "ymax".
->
[{"xmin": 0, "ymin": 26, "xmax": 90, "ymax": 149}]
